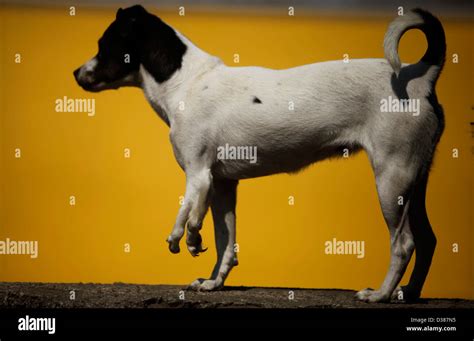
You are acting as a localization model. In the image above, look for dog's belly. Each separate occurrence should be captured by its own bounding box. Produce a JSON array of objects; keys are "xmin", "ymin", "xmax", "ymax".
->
[{"xmin": 212, "ymin": 137, "xmax": 357, "ymax": 179}]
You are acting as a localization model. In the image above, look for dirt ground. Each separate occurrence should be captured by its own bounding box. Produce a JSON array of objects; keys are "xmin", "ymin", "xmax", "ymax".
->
[{"xmin": 0, "ymin": 282, "xmax": 473, "ymax": 309}]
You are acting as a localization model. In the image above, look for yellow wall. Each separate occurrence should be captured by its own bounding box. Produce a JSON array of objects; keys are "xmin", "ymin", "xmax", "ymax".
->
[{"xmin": 0, "ymin": 6, "xmax": 472, "ymax": 299}]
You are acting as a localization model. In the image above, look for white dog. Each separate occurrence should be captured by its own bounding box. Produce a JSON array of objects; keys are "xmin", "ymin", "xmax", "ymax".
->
[{"xmin": 74, "ymin": 5, "xmax": 446, "ymax": 303}]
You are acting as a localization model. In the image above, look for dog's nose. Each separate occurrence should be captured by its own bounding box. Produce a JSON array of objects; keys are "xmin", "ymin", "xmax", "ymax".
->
[{"xmin": 73, "ymin": 68, "xmax": 80, "ymax": 81}]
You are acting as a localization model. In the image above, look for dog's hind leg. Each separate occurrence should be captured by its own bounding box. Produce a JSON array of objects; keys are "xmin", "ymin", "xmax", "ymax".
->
[
  {"xmin": 392, "ymin": 174, "xmax": 436, "ymax": 301},
  {"xmin": 356, "ymin": 161, "xmax": 417, "ymax": 303},
  {"xmin": 188, "ymin": 178, "xmax": 238, "ymax": 291}
]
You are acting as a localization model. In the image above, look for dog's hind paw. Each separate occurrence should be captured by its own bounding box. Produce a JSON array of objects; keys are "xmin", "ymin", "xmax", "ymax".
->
[
  {"xmin": 391, "ymin": 286, "xmax": 421, "ymax": 302},
  {"xmin": 355, "ymin": 288, "xmax": 390, "ymax": 303}
]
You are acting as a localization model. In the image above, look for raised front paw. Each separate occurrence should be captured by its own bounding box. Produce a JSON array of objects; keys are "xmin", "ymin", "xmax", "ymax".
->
[
  {"xmin": 186, "ymin": 231, "xmax": 207, "ymax": 257},
  {"xmin": 166, "ymin": 235, "xmax": 180, "ymax": 254}
]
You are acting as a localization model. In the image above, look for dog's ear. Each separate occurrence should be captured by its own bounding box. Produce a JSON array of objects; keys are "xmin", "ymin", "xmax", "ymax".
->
[
  {"xmin": 116, "ymin": 7, "xmax": 123, "ymax": 19},
  {"xmin": 118, "ymin": 17, "xmax": 138, "ymax": 40},
  {"xmin": 112, "ymin": 6, "xmax": 186, "ymax": 83},
  {"xmin": 137, "ymin": 14, "xmax": 187, "ymax": 84},
  {"xmin": 116, "ymin": 5, "xmax": 149, "ymax": 39},
  {"xmin": 119, "ymin": 5, "xmax": 147, "ymax": 19}
]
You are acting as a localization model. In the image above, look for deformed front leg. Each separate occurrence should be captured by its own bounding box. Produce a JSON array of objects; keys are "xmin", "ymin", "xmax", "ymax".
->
[
  {"xmin": 189, "ymin": 178, "xmax": 238, "ymax": 291},
  {"xmin": 167, "ymin": 168, "xmax": 212, "ymax": 256},
  {"xmin": 185, "ymin": 169, "xmax": 213, "ymax": 256}
]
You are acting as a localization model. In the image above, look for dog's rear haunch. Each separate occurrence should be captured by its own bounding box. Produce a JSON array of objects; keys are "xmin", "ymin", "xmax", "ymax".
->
[{"xmin": 74, "ymin": 6, "xmax": 445, "ymax": 302}]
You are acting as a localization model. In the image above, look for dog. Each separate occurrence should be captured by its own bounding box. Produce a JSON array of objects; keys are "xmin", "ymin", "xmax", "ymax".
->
[{"xmin": 74, "ymin": 5, "xmax": 446, "ymax": 302}]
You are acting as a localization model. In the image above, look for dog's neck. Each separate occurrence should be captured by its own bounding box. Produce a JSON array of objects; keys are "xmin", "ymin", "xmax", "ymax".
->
[{"xmin": 139, "ymin": 31, "xmax": 222, "ymax": 127}]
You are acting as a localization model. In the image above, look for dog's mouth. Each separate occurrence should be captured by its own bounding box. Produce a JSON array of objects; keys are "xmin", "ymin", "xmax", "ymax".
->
[
  {"xmin": 77, "ymin": 81, "xmax": 96, "ymax": 92},
  {"xmin": 78, "ymin": 81, "xmax": 107, "ymax": 92},
  {"xmin": 76, "ymin": 78, "xmax": 122, "ymax": 93},
  {"xmin": 73, "ymin": 67, "xmax": 139, "ymax": 92}
]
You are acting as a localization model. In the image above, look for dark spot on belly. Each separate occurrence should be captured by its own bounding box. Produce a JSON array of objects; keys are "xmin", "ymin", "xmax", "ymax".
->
[
  {"xmin": 277, "ymin": 82, "xmax": 282, "ymax": 86},
  {"xmin": 253, "ymin": 96, "xmax": 262, "ymax": 104},
  {"xmin": 202, "ymin": 85, "xmax": 209, "ymax": 91}
]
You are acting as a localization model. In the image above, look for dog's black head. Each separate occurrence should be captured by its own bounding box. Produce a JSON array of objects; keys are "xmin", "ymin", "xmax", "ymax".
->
[{"xmin": 74, "ymin": 5, "xmax": 187, "ymax": 92}]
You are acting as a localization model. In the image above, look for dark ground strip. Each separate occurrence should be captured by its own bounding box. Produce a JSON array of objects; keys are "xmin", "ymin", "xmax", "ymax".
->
[{"xmin": 0, "ymin": 282, "xmax": 472, "ymax": 309}]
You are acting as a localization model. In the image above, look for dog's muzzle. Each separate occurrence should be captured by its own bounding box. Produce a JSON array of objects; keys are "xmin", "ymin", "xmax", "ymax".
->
[{"xmin": 73, "ymin": 67, "xmax": 97, "ymax": 91}]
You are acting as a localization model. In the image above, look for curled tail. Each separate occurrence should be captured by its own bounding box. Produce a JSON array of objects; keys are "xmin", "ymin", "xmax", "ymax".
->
[{"xmin": 384, "ymin": 8, "xmax": 446, "ymax": 78}]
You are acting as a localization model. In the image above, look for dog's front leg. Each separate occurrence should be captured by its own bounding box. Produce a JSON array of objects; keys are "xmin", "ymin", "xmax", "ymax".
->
[
  {"xmin": 167, "ymin": 168, "xmax": 212, "ymax": 256},
  {"xmin": 189, "ymin": 178, "xmax": 238, "ymax": 291}
]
